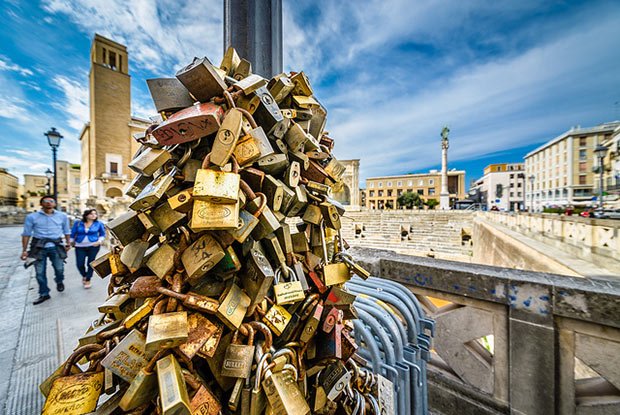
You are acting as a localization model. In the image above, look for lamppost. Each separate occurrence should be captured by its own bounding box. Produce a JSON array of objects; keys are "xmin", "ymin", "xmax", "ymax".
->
[
  {"xmin": 528, "ymin": 174, "xmax": 535, "ymax": 212},
  {"xmin": 44, "ymin": 127, "xmax": 63, "ymax": 200},
  {"xmin": 45, "ymin": 168, "xmax": 53, "ymax": 193},
  {"xmin": 594, "ymin": 144, "xmax": 609, "ymax": 209}
]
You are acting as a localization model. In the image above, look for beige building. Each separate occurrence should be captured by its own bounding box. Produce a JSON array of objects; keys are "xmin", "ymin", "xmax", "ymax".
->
[
  {"xmin": 524, "ymin": 122, "xmax": 619, "ymax": 211},
  {"xmin": 23, "ymin": 174, "xmax": 49, "ymax": 211},
  {"xmin": 365, "ymin": 170, "xmax": 466, "ymax": 209},
  {"xmin": 473, "ymin": 163, "xmax": 525, "ymax": 211},
  {"xmin": 0, "ymin": 168, "xmax": 19, "ymax": 206},
  {"xmin": 332, "ymin": 159, "xmax": 361, "ymax": 209},
  {"xmin": 79, "ymin": 34, "xmax": 149, "ymax": 202},
  {"xmin": 55, "ymin": 160, "xmax": 81, "ymax": 214}
]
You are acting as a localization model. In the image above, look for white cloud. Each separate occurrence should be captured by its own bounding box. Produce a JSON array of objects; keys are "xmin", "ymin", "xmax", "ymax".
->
[
  {"xmin": 0, "ymin": 56, "xmax": 33, "ymax": 76},
  {"xmin": 52, "ymin": 75, "xmax": 89, "ymax": 131},
  {"xmin": 41, "ymin": 0, "xmax": 223, "ymax": 74}
]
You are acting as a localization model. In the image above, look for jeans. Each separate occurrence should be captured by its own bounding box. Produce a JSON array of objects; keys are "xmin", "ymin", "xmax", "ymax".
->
[
  {"xmin": 34, "ymin": 246, "xmax": 65, "ymax": 296},
  {"xmin": 75, "ymin": 246, "xmax": 100, "ymax": 281}
]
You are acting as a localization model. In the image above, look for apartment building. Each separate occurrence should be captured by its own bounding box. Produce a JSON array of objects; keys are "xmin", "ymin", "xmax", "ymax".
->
[
  {"xmin": 0, "ymin": 168, "xmax": 19, "ymax": 206},
  {"xmin": 365, "ymin": 170, "xmax": 466, "ymax": 209},
  {"xmin": 472, "ymin": 163, "xmax": 525, "ymax": 211},
  {"xmin": 524, "ymin": 122, "xmax": 619, "ymax": 211},
  {"xmin": 23, "ymin": 174, "xmax": 49, "ymax": 211}
]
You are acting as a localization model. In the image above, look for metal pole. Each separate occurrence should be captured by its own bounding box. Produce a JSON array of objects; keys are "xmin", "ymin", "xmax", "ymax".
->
[
  {"xmin": 52, "ymin": 147, "xmax": 58, "ymax": 200},
  {"xmin": 599, "ymin": 156, "xmax": 604, "ymax": 209},
  {"xmin": 224, "ymin": 0, "xmax": 282, "ymax": 78}
]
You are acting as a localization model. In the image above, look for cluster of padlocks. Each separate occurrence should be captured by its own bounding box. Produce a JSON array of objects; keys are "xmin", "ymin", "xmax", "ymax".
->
[{"xmin": 41, "ymin": 47, "xmax": 392, "ymax": 415}]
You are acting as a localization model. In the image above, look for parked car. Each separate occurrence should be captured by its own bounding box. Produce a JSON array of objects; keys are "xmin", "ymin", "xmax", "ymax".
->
[{"xmin": 592, "ymin": 209, "xmax": 620, "ymax": 220}]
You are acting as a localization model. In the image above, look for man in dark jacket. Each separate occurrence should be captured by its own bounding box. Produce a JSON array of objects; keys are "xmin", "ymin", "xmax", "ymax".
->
[{"xmin": 21, "ymin": 195, "xmax": 71, "ymax": 305}]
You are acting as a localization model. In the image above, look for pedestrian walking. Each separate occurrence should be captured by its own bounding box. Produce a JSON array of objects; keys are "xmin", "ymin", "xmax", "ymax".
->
[
  {"xmin": 20, "ymin": 195, "xmax": 71, "ymax": 305},
  {"xmin": 70, "ymin": 209, "xmax": 106, "ymax": 289}
]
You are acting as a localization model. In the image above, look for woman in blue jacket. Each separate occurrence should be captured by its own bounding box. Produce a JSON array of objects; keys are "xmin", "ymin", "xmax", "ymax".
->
[{"xmin": 70, "ymin": 209, "xmax": 106, "ymax": 288}]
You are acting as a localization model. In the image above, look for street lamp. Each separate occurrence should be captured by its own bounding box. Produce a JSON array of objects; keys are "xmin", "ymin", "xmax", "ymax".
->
[
  {"xmin": 44, "ymin": 127, "xmax": 63, "ymax": 200},
  {"xmin": 594, "ymin": 144, "xmax": 609, "ymax": 209},
  {"xmin": 45, "ymin": 168, "xmax": 53, "ymax": 193},
  {"xmin": 528, "ymin": 174, "xmax": 535, "ymax": 212}
]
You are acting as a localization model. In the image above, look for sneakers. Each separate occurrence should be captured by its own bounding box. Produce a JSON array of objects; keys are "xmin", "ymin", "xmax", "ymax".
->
[
  {"xmin": 84, "ymin": 280, "xmax": 92, "ymax": 289},
  {"xmin": 33, "ymin": 295, "xmax": 51, "ymax": 305},
  {"xmin": 56, "ymin": 282, "xmax": 65, "ymax": 292}
]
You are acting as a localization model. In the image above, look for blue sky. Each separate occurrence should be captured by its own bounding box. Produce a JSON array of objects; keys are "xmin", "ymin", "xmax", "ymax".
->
[{"xmin": 0, "ymin": 1, "xmax": 619, "ymax": 188}]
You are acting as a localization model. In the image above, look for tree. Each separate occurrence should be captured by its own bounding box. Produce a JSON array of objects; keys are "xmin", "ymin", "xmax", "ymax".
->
[
  {"xmin": 397, "ymin": 191, "xmax": 423, "ymax": 209},
  {"xmin": 426, "ymin": 198, "xmax": 439, "ymax": 210}
]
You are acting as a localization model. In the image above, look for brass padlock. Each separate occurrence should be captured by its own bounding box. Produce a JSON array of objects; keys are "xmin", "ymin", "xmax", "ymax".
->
[
  {"xmin": 119, "ymin": 349, "xmax": 167, "ymax": 411},
  {"xmin": 146, "ymin": 78, "xmax": 194, "ymax": 113},
  {"xmin": 101, "ymin": 329, "xmax": 149, "ymax": 382},
  {"xmin": 291, "ymin": 231, "xmax": 309, "ymax": 253},
  {"xmin": 128, "ymin": 146, "xmax": 172, "ymax": 176},
  {"xmin": 269, "ymin": 74, "xmax": 295, "ymax": 103},
  {"xmin": 222, "ymin": 325, "xmax": 256, "ymax": 378},
  {"xmin": 190, "ymin": 385, "xmax": 222, "ymax": 415},
  {"xmin": 340, "ymin": 252, "xmax": 371, "ymax": 279},
  {"xmin": 284, "ymin": 122, "xmax": 309, "ymax": 151},
  {"xmin": 283, "ymin": 161, "xmax": 301, "ymax": 188},
  {"xmin": 178, "ymin": 313, "xmax": 220, "ymax": 360},
  {"xmin": 109, "ymin": 247, "xmax": 129, "ymax": 276},
  {"xmin": 151, "ymin": 102, "xmax": 225, "ymax": 146},
  {"xmin": 217, "ymin": 282, "xmax": 251, "ymax": 330},
  {"xmin": 320, "ymin": 201, "xmax": 341, "ymax": 230},
  {"xmin": 246, "ymin": 196, "xmax": 281, "ymax": 240},
  {"xmin": 319, "ymin": 360, "xmax": 351, "ymax": 401},
  {"xmin": 257, "ymin": 153, "xmax": 289, "ymax": 176},
  {"xmin": 234, "ymin": 131, "xmax": 263, "ymax": 166},
  {"xmin": 151, "ymin": 201, "xmax": 186, "ymax": 233},
  {"xmin": 167, "ymin": 188, "xmax": 194, "ymax": 213},
  {"xmin": 220, "ymin": 46, "xmax": 241, "ymax": 76},
  {"xmin": 211, "ymin": 108, "xmax": 244, "ymax": 166},
  {"xmin": 262, "ymin": 304, "xmax": 292, "ymax": 337},
  {"xmin": 145, "ymin": 243, "xmax": 176, "ymax": 279},
  {"xmin": 309, "ymin": 101, "xmax": 327, "ymax": 141},
  {"xmin": 98, "ymin": 292, "xmax": 130, "ymax": 316},
  {"xmin": 90, "ymin": 252, "xmax": 112, "ymax": 279},
  {"xmin": 290, "ymin": 71, "xmax": 313, "ymax": 96},
  {"xmin": 286, "ymin": 185, "xmax": 308, "ymax": 217},
  {"xmin": 262, "ymin": 233, "xmax": 286, "ymax": 270},
  {"xmin": 234, "ymin": 74, "xmax": 268, "ymax": 95},
  {"xmin": 145, "ymin": 311, "xmax": 189, "ymax": 356},
  {"xmin": 120, "ymin": 239, "xmax": 149, "ymax": 273},
  {"xmin": 193, "ymin": 154, "xmax": 240, "ymax": 203},
  {"xmin": 42, "ymin": 366, "xmax": 104, "ymax": 414},
  {"xmin": 227, "ymin": 198, "xmax": 263, "ymax": 243},
  {"xmin": 233, "ymin": 58, "xmax": 252, "ymax": 80},
  {"xmin": 293, "ymin": 94, "xmax": 320, "ymax": 109},
  {"xmin": 181, "ymin": 233, "xmax": 226, "ymax": 284},
  {"xmin": 261, "ymin": 174, "xmax": 284, "ymax": 212},
  {"xmin": 124, "ymin": 173, "xmax": 151, "ymax": 198},
  {"xmin": 302, "ymin": 204, "xmax": 323, "ymax": 226},
  {"xmin": 242, "ymin": 246, "xmax": 275, "ymax": 311},
  {"xmin": 262, "ymin": 363, "xmax": 310, "ymax": 415},
  {"xmin": 107, "ymin": 211, "xmax": 147, "ymax": 247},
  {"xmin": 240, "ymin": 166, "xmax": 265, "ymax": 189},
  {"xmin": 176, "ymin": 56, "xmax": 227, "ymax": 102},
  {"xmin": 156, "ymin": 353, "xmax": 192, "ymax": 415},
  {"xmin": 39, "ymin": 361, "xmax": 81, "ymax": 398},
  {"xmin": 129, "ymin": 168, "xmax": 177, "ymax": 212},
  {"xmin": 210, "ymin": 245, "xmax": 242, "ymax": 277},
  {"xmin": 122, "ymin": 297, "xmax": 156, "ymax": 330},
  {"xmin": 323, "ymin": 261, "xmax": 351, "ymax": 286},
  {"xmin": 288, "ymin": 150, "xmax": 310, "ymax": 170},
  {"xmin": 138, "ymin": 211, "xmax": 161, "ymax": 235}
]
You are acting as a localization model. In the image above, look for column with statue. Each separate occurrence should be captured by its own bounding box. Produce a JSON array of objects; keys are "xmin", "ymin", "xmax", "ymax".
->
[{"xmin": 440, "ymin": 126, "xmax": 450, "ymax": 210}]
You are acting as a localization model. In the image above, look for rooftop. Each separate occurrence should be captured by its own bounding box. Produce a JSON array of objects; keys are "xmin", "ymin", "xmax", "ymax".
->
[{"xmin": 525, "ymin": 121, "xmax": 620, "ymax": 158}]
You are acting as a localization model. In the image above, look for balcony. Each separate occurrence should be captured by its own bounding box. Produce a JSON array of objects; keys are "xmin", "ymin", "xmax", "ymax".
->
[
  {"xmin": 351, "ymin": 247, "xmax": 620, "ymax": 415},
  {"xmin": 99, "ymin": 172, "xmax": 128, "ymax": 183}
]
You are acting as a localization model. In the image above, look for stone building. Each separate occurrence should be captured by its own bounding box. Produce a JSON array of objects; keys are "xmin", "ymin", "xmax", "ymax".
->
[
  {"xmin": 524, "ymin": 121, "xmax": 619, "ymax": 211},
  {"xmin": 472, "ymin": 163, "xmax": 525, "ymax": 211},
  {"xmin": 79, "ymin": 34, "xmax": 149, "ymax": 203},
  {"xmin": 23, "ymin": 174, "xmax": 48, "ymax": 211},
  {"xmin": 55, "ymin": 160, "xmax": 81, "ymax": 215},
  {"xmin": 0, "ymin": 168, "xmax": 19, "ymax": 206},
  {"xmin": 332, "ymin": 159, "xmax": 361, "ymax": 209},
  {"xmin": 365, "ymin": 170, "xmax": 466, "ymax": 209}
]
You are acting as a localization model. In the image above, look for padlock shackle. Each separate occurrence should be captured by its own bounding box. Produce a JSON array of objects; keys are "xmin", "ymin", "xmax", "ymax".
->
[
  {"xmin": 251, "ymin": 193, "xmax": 267, "ymax": 218},
  {"xmin": 201, "ymin": 152, "xmax": 240, "ymax": 172},
  {"xmin": 253, "ymin": 352, "xmax": 272, "ymax": 391},
  {"xmin": 62, "ymin": 344, "xmax": 104, "ymax": 376},
  {"xmin": 236, "ymin": 107, "xmax": 258, "ymax": 129},
  {"xmin": 239, "ymin": 179, "xmax": 257, "ymax": 201},
  {"xmin": 144, "ymin": 349, "xmax": 169, "ymax": 374},
  {"xmin": 247, "ymin": 321, "xmax": 273, "ymax": 352}
]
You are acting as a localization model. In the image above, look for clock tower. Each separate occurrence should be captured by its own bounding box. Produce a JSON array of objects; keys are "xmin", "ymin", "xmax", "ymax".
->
[{"xmin": 79, "ymin": 34, "xmax": 149, "ymax": 202}]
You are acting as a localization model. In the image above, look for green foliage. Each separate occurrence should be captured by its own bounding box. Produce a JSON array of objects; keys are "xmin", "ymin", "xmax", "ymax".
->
[
  {"xmin": 426, "ymin": 198, "xmax": 439, "ymax": 210},
  {"xmin": 397, "ymin": 191, "xmax": 423, "ymax": 209}
]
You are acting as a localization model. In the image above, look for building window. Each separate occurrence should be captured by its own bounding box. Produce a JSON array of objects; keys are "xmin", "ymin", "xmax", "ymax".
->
[
  {"xmin": 369, "ymin": 191, "xmax": 374, "ymax": 197},
  {"xmin": 105, "ymin": 153, "xmax": 123, "ymax": 176},
  {"xmin": 378, "ymin": 190, "xmax": 383, "ymax": 197},
  {"xmin": 407, "ymin": 181, "xmax": 413, "ymax": 186},
  {"xmin": 510, "ymin": 174, "xmax": 514, "ymax": 179},
  {"xmin": 417, "ymin": 189, "xmax": 424, "ymax": 195},
  {"xmin": 369, "ymin": 183, "xmax": 374, "ymax": 188},
  {"xmin": 418, "ymin": 180, "xmax": 424, "ymax": 186},
  {"xmin": 510, "ymin": 192, "xmax": 514, "ymax": 197},
  {"xmin": 579, "ymin": 162, "xmax": 587, "ymax": 172},
  {"xmin": 579, "ymin": 175, "xmax": 586, "ymax": 185},
  {"xmin": 397, "ymin": 181, "xmax": 402, "ymax": 186},
  {"xmin": 109, "ymin": 51, "xmax": 117, "ymax": 70},
  {"xmin": 429, "ymin": 188, "xmax": 435, "ymax": 195},
  {"xmin": 579, "ymin": 137, "xmax": 587, "ymax": 147},
  {"xmin": 579, "ymin": 149, "xmax": 587, "ymax": 160},
  {"xmin": 387, "ymin": 190, "xmax": 393, "ymax": 197},
  {"xmin": 387, "ymin": 181, "xmax": 392, "ymax": 187},
  {"xmin": 429, "ymin": 179, "xmax": 434, "ymax": 185},
  {"xmin": 517, "ymin": 192, "xmax": 522, "ymax": 197},
  {"xmin": 110, "ymin": 162, "xmax": 119, "ymax": 175},
  {"xmin": 378, "ymin": 182, "xmax": 383, "ymax": 188},
  {"xmin": 74, "ymin": 178, "xmax": 80, "ymax": 185}
]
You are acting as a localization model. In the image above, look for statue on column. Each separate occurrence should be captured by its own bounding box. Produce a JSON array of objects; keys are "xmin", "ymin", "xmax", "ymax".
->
[{"xmin": 440, "ymin": 126, "xmax": 450, "ymax": 210}]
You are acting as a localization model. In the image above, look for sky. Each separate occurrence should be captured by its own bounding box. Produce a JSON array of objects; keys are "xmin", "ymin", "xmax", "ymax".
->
[{"xmin": 0, "ymin": 0, "xmax": 619, "ymax": 188}]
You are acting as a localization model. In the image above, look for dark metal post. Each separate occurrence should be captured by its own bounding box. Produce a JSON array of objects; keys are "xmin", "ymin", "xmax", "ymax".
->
[
  {"xmin": 52, "ymin": 147, "xmax": 58, "ymax": 200},
  {"xmin": 224, "ymin": 0, "xmax": 282, "ymax": 78}
]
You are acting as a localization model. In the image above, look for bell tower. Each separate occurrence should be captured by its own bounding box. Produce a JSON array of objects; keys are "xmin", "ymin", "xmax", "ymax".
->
[{"xmin": 80, "ymin": 34, "xmax": 142, "ymax": 202}]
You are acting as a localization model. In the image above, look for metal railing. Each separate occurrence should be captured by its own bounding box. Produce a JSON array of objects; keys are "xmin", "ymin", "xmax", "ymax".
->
[{"xmin": 349, "ymin": 247, "xmax": 620, "ymax": 415}]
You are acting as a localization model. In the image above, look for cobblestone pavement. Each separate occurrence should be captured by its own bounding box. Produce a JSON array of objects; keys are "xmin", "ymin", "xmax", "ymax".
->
[{"xmin": 0, "ymin": 226, "xmax": 108, "ymax": 414}]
